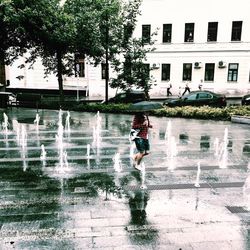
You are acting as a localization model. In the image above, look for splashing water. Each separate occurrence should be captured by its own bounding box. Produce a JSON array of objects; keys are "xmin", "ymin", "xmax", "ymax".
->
[
  {"xmin": 92, "ymin": 111, "xmax": 102, "ymax": 153},
  {"xmin": 140, "ymin": 163, "xmax": 147, "ymax": 189},
  {"xmin": 65, "ymin": 111, "xmax": 71, "ymax": 133},
  {"xmin": 63, "ymin": 151, "xmax": 69, "ymax": 169},
  {"xmin": 16, "ymin": 126, "xmax": 20, "ymax": 144},
  {"xmin": 19, "ymin": 125, "xmax": 28, "ymax": 171},
  {"xmin": 194, "ymin": 162, "xmax": 201, "ymax": 187},
  {"xmin": 219, "ymin": 128, "xmax": 228, "ymax": 168},
  {"xmin": 213, "ymin": 137, "xmax": 220, "ymax": 156},
  {"xmin": 56, "ymin": 110, "xmax": 69, "ymax": 172},
  {"xmin": 113, "ymin": 152, "xmax": 122, "ymax": 172},
  {"xmin": 86, "ymin": 144, "xmax": 91, "ymax": 158},
  {"xmin": 2, "ymin": 113, "xmax": 9, "ymax": 133},
  {"xmin": 129, "ymin": 142, "xmax": 136, "ymax": 163},
  {"xmin": 165, "ymin": 121, "xmax": 178, "ymax": 158},
  {"xmin": 34, "ymin": 113, "xmax": 40, "ymax": 132},
  {"xmin": 40, "ymin": 144, "xmax": 47, "ymax": 160}
]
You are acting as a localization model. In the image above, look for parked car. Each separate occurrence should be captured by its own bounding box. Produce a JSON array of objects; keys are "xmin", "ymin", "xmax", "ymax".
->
[
  {"xmin": 0, "ymin": 92, "xmax": 16, "ymax": 107},
  {"xmin": 163, "ymin": 90, "xmax": 227, "ymax": 107},
  {"xmin": 242, "ymin": 94, "xmax": 250, "ymax": 105},
  {"xmin": 108, "ymin": 91, "xmax": 146, "ymax": 104}
]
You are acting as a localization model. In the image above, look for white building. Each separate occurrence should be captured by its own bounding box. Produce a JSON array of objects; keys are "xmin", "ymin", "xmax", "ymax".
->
[{"xmin": 6, "ymin": 0, "xmax": 250, "ymax": 97}]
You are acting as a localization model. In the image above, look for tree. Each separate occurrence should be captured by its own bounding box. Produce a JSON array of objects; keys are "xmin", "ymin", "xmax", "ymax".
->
[
  {"xmin": 13, "ymin": 0, "xmax": 76, "ymax": 103},
  {"xmin": 109, "ymin": 0, "xmax": 157, "ymax": 100},
  {"xmin": 64, "ymin": 0, "xmax": 125, "ymax": 103},
  {"xmin": 110, "ymin": 37, "xmax": 156, "ymax": 100},
  {"xmin": 0, "ymin": 0, "xmax": 28, "ymax": 90}
]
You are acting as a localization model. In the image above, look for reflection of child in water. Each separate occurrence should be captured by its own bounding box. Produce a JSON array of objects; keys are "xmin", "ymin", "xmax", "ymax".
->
[{"xmin": 129, "ymin": 190, "xmax": 149, "ymax": 225}]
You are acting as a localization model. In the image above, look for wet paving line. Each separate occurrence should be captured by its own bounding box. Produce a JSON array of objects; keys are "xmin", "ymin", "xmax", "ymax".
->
[{"xmin": 124, "ymin": 181, "xmax": 244, "ymax": 191}]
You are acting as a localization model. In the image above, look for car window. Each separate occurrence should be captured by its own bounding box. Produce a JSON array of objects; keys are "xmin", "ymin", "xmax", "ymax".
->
[
  {"xmin": 185, "ymin": 93, "xmax": 197, "ymax": 100},
  {"xmin": 117, "ymin": 94, "xmax": 126, "ymax": 99},
  {"xmin": 197, "ymin": 93, "xmax": 212, "ymax": 99}
]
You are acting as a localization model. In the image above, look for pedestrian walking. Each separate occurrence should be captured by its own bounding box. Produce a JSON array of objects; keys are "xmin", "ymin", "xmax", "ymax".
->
[
  {"xmin": 167, "ymin": 82, "xmax": 172, "ymax": 96},
  {"xmin": 131, "ymin": 112, "xmax": 152, "ymax": 171},
  {"xmin": 182, "ymin": 82, "xmax": 191, "ymax": 96},
  {"xmin": 198, "ymin": 80, "xmax": 203, "ymax": 90}
]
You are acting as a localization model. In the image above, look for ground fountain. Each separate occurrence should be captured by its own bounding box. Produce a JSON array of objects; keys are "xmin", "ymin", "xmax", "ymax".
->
[
  {"xmin": 194, "ymin": 162, "xmax": 201, "ymax": 187},
  {"xmin": 0, "ymin": 109, "xmax": 250, "ymax": 249},
  {"xmin": 40, "ymin": 144, "xmax": 47, "ymax": 161},
  {"xmin": 213, "ymin": 137, "xmax": 220, "ymax": 156},
  {"xmin": 218, "ymin": 128, "xmax": 229, "ymax": 168},
  {"xmin": 2, "ymin": 113, "xmax": 9, "ymax": 133},
  {"xmin": 165, "ymin": 120, "xmax": 178, "ymax": 170},
  {"xmin": 140, "ymin": 163, "xmax": 147, "ymax": 189},
  {"xmin": 65, "ymin": 111, "xmax": 71, "ymax": 134},
  {"xmin": 34, "ymin": 113, "xmax": 40, "ymax": 132},
  {"xmin": 55, "ymin": 110, "xmax": 69, "ymax": 173},
  {"xmin": 113, "ymin": 152, "xmax": 122, "ymax": 172},
  {"xmin": 20, "ymin": 125, "xmax": 28, "ymax": 171}
]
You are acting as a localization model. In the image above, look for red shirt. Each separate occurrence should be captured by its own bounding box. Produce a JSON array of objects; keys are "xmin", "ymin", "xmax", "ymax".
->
[{"xmin": 132, "ymin": 115, "xmax": 152, "ymax": 140}]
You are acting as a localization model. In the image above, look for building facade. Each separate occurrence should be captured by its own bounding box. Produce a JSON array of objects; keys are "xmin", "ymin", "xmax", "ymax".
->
[{"xmin": 5, "ymin": 0, "xmax": 250, "ymax": 97}]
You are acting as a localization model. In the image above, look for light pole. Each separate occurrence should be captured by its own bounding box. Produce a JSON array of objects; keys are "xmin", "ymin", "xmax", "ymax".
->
[
  {"xmin": 76, "ymin": 63, "xmax": 80, "ymax": 102},
  {"xmin": 104, "ymin": 0, "xmax": 110, "ymax": 103}
]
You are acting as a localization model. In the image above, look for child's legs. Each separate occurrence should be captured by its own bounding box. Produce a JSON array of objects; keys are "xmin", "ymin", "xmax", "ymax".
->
[{"xmin": 134, "ymin": 138, "xmax": 150, "ymax": 165}]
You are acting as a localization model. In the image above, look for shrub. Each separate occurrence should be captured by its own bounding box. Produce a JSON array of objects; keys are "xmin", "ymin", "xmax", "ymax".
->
[{"xmin": 41, "ymin": 99, "xmax": 250, "ymax": 121}]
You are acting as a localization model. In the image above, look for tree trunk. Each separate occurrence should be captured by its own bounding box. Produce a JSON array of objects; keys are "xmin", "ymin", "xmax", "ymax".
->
[
  {"xmin": 105, "ymin": 11, "xmax": 109, "ymax": 103},
  {"xmin": 0, "ymin": 51, "xmax": 6, "ymax": 92},
  {"xmin": 56, "ymin": 50, "xmax": 64, "ymax": 105}
]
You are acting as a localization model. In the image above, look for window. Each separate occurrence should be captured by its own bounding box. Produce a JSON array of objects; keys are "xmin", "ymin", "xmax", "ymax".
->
[
  {"xmin": 101, "ymin": 63, "xmax": 107, "ymax": 79},
  {"xmin": 204, "ymin": 63, "xmax": 215, "ymax": 81},
  {"xmin": 182, "ymin": 63, "xmax": 192, "ymax": 81},
  {"xmin": 186, "ymin": 93, "xmax": 197, "ymax": 100},
  {"xmin": 142, "ymin": 25, "xmax": 151, "ymax": 44},
  {"xmin": 75, "ymin": 53, "xmax": 85, "ymax": 77},
  {"xmin": 140, "ymin": 64, "xmax": 150, "ymax": 84},
  {"xmin": 162, "ymin": 64, "xmax": 171, "ymax": 81},
  {"xmin": 207, "ymin": 22, "xmax": 218, "ymax": 42},
  {"xmin": 197, "ymin": 93, "xmax": 212, "ymax": 99},
  {"xmin": 184, "ymin": 23, "xmax": 194, "ymax": 42},
  {"xmin": 163, "ymin": 24, "xmax": 172, "ymax": 43},
  {"xmin": 227, "ymin": 63, "xmax": 239, "ymax": 82},
  {"xmin": 231, "ymin": 21, "xmax": 242, "ymax": 41}
]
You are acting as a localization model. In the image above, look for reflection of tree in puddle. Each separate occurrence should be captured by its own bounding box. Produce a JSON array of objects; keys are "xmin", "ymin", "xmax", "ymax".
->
[
  {"xmin": 129, "ymin": 189, "xmax": 149, "ymax": 225},
  {"xmin": 121, "ymin": 171, "xmax": 159, "ymax": 246},
  {"xmin": 66, "ymin": 173, "xmax": 122, "ymax": 200}
]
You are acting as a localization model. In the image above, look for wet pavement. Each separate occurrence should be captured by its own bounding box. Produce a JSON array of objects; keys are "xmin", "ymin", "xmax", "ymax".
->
[{"xmin": 0, "ymin": 108, "xmax": 250, "ymax": 249}]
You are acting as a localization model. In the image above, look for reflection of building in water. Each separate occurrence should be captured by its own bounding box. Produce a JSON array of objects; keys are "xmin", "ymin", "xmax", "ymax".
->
[
  {"xmin": 243, "ymin": 141, "xmax": 250, "ymax": 155},
  {"xmin": 228, "ymin": 139, "xmax": 233, "ymax": 153},
  {"xmin": 200, "ymin": 135, "xmax": 210, "ymax": 150},
  {"xmin": 179, "ymin": 133, "xmax": 189, "ymax": 144},
  {"xmin": 129, "ymin": 190, "xmax": 149, "ymax": 225}
]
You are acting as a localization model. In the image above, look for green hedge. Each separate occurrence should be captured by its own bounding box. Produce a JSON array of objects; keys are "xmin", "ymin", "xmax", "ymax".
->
[{"xmin": 40, "ymin": 99, "xmax": 250, "ymax": 121}]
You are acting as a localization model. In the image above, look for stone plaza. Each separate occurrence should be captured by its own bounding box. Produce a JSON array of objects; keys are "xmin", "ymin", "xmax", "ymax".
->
[{"xmin": 0, "ymin": 108, "xmax": 250, "ymax": 249}]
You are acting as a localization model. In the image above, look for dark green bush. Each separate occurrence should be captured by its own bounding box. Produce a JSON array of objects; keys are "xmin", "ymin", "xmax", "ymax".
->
[{"xmin": 41, "ymin": 99, "xmax": 250, "ymax": 121}]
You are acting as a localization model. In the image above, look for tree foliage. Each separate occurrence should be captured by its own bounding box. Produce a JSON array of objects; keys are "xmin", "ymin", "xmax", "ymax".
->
[
  {"xmin": 109, "ymin": 0, "xmax": 156, "ymax": 99},
  {"xmin": 12, "ymin": 0, "xmax": 77, "ymax": 102},
  {"xmin": 0, "ymin": 0, "xmax": 152, "ymax": 101}
]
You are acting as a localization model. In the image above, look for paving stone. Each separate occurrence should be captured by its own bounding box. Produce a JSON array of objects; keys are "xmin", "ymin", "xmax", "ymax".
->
[
  {"xmin": 1, "ymin": 110, "xmax": 250, "ymax": 249},
  {"xmin": 191, "ymin": 241, "xmax": 232, "ymax": 250}
]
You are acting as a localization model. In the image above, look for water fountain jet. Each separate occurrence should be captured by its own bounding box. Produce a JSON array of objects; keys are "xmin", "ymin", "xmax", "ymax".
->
[{"xmin": 194, "ymin": 162, "xmax": 201, "ymax": 187}]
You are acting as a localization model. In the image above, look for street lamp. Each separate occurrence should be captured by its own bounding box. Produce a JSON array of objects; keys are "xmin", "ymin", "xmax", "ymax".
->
[{"xmin": 76, "ymin": 63, "xmax": 80, "ymax": 102}]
